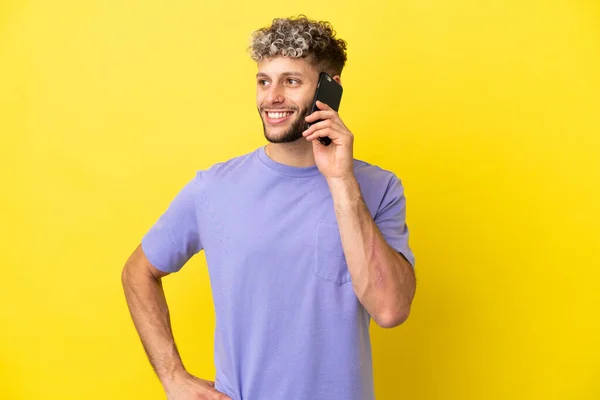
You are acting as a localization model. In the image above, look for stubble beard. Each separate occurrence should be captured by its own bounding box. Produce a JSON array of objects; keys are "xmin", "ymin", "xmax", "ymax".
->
[{"xmin": 259, "ymin": 102, "xmax": 312, "ymax": 144}]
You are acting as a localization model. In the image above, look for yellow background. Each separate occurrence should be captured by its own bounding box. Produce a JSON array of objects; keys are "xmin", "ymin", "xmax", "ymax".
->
[{"xmin": 1, "ymin": 0, "xmax": 599, "ymax": 398}]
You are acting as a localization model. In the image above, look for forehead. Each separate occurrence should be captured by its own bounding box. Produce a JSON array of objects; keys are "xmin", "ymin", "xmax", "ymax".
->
[{"xmin": 256, "ymin": 56, "xmax": 318, "ymax": 78}]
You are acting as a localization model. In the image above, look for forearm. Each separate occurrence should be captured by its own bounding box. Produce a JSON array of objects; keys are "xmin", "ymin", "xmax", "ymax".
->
[
  {"xmin": 327, "ymin": 176, "xmax": 416, "ymax": 328},
  {"xmin": 122, "ymin": 267, "xmax": 185, "ymax": 386}
]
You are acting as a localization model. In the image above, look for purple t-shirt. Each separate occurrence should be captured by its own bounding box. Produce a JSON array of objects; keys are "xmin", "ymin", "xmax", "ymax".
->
[{"xmin": 141, "ymin": 145, "xmax": 415, "ymax": 400}]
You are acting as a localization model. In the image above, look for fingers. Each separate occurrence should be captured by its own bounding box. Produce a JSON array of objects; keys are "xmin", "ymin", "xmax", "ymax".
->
[
  {"xmin": 304, "ymin": 126, "xmax": 338, "ymax": 143},
  {"xmin": 305, "ymin": 100, "xmax": 338, "ymax": 122},
  {"xmin": 208, "ymin": 382, "xmax": 231, "ymax": 400},
  {"xmin": 303, "ymin": 117, "xmax": 353, "ymax": 144},
  {"xmin": 199, "ymin": 388, "xmax": 231, "ymax": 399},
  {"xmin": 211, "ymin": 392, "xmax": 232, "ymax": 400},
  {"xmin": 305, "ymin": 109, "xmax": 338, "ymax": 124},
  {"xmin": 164, "ymin": 373, "xmax": 232, "ymax": 400},
  {"xmin": 302, "ymin": 118, "xmax": 342, "ymax": 138},
  {"xmin": 315, "ymin": 100, "xmax": 332, "ymax": 110},
  {"xmin": 206, "ymin": 380, "xmax": 231, "ymax": 400}
]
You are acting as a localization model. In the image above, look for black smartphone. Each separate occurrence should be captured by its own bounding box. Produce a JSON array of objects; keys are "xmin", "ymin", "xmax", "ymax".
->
[{"xmin": 308, "ymin": 72, "xmax": 343, "ymax": 146}]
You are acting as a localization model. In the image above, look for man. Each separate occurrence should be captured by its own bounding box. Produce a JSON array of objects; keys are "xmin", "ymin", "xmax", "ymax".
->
[{"xmin": 122, "ymin": 15, "xmax": 416, "ymax": 400}]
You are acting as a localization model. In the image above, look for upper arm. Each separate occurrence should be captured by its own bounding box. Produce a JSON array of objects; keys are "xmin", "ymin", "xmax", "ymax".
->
[
  {"xmin": 374, "ymin": 174, "xmax": 415, "ymax": 268},
  {"xmin": 139, "ymin": 175, "xmax": 203, "ymax": 274}
]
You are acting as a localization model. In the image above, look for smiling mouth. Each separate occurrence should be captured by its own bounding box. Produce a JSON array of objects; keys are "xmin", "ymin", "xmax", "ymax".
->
[{"xmin": 264, "ymin": 111, "xmax": 295, "ymax": 124}]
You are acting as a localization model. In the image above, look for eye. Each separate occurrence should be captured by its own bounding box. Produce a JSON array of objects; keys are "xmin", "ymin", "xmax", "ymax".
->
[
  {"xmin": 287, "ymin": 78, "xmax": 300, "ymax": 85},
  {"xmin": 258, "ymin": 79, "xmax": 269, "ymax": 86}
]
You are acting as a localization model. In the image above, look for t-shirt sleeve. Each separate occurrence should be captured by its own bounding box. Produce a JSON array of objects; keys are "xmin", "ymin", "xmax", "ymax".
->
[
  {"xmin": 374, "ymin": 174, "xmax": 416, "ymax": 268},
  {"xmin": 141, "ymin": 175, "xmax": 202, "ymax": 273}
]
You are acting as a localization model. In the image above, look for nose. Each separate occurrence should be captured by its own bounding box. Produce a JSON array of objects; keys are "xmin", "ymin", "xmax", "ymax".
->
[{"xmin": 266, "ymin": 83, "xmax": 284, "ymax": 104}]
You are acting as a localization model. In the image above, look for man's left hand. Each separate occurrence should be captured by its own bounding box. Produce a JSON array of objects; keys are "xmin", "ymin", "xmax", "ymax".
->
[{"xmin": 303, "ymin": 100, "xmax": 355, "ymax": 181}]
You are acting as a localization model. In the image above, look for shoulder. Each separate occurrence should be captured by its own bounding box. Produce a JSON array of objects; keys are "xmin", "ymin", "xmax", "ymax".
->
[
  {"xmin": 352, "ymin": 158, "xmax": 407, "ymax": 217},
  {"xmin": 192, "ymin": 147, "xmax": 259, "ymax": 188},
  {"xmin": 353, "ymin": 158, "xmax": 404, "ymax": 192}
]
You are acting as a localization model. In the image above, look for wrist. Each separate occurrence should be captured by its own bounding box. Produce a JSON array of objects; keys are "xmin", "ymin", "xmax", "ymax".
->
[
  {"xmin": 326, "ymin": 174, "xmax": 362, "ymax": 212},
  {"xmin": 160, "ymin": 364, "xmax": 189, "ymax": 389},
  {"xmin": 326, "ymin": 173, "xmax": 357, "ymax": 188}
]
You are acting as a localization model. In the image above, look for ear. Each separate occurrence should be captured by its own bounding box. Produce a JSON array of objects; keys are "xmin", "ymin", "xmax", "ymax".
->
[{"xmin": 333, "ymin": 74, "xmax": 342, "ymax": 85}]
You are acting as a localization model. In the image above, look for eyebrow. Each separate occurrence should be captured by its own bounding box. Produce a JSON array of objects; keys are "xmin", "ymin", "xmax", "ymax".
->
[{"xmin": 256, "ymin": 71, "xmax": 305, "ymax": 79}]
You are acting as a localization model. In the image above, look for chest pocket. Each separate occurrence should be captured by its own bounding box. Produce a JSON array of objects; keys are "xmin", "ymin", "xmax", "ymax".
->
[{"xmin": 314, "ymin": 220, "xmax": 352, "ymax": 286}]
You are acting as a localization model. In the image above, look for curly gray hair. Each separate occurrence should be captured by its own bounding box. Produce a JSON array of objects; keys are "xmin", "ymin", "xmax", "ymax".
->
[{"xmin": 248, "ymin": 15, "xmax": 348, "ymax": 75}]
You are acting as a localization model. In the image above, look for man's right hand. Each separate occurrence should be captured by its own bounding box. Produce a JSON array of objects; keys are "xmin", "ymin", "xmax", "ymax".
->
[{"xmin": 165, "ymin": 371, "xmax": 232, "ymax": 400}]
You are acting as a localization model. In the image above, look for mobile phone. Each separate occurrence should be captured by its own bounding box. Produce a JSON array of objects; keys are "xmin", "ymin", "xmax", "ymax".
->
[{"xmin": 308, "ymin": 72, "xmax": 343, "ymax": 146}]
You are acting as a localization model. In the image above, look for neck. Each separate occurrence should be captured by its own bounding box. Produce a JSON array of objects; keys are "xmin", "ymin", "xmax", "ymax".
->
[{"xmin": 265, "ymin": 141, "xmax": 315, "ymax": 168}]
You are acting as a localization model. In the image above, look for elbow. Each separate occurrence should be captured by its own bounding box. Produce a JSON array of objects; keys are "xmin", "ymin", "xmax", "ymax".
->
[
  {"xmin": 121, "ymin": 264, "xmax": 134, "ymax": 293},
  {"xmin": 121, "ymin": 261, "xmax": 135, "ymax": 285},
  {"xmin": 373, "ymin": 306, "xmax": 411, "ymax": 329}
]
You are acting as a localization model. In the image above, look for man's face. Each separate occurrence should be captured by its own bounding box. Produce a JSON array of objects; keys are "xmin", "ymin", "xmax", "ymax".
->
[{"xmin": 256, "ymin": 57, "xmax": 319, "ymax": 144}]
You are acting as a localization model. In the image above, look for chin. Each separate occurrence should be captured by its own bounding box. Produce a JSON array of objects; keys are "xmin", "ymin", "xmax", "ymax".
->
[
  {"xmin": 265, "ymin": 131, "xmax": 303, "ymax": 144},
  {"xmin": 263, "ymin": 122, "xmax": 303, "ymax": 144}
]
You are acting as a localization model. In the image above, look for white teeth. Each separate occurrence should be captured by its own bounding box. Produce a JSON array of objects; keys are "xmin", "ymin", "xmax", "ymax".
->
[{"xmin": 268, "ymin": 111, "xmax": 292, "ymax": 119}]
